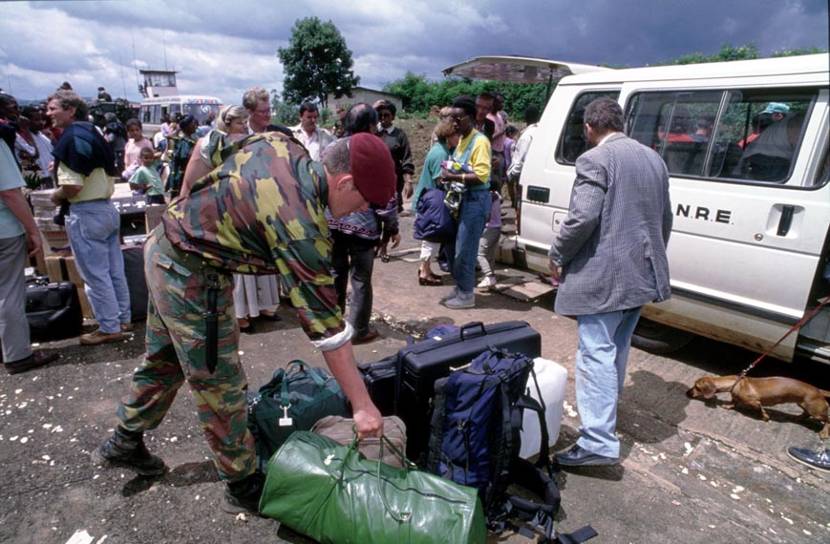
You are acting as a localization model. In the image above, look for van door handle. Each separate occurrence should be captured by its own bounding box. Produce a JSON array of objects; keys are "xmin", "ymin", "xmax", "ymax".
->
[{"xmin": 777, "ymin": 205, "xmax": 794, "ymax": 236}]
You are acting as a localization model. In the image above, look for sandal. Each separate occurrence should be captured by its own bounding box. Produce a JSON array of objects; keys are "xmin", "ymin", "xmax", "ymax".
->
[{"xmin": 418, "ymin": 272, "xmax": 443, "ymax": 286}]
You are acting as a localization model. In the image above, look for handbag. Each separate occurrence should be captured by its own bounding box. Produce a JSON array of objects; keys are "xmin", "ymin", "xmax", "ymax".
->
[
  {"xmin": 247, "ymin": 360, "xmax": 350, "ymax": 469},
  {"xmin": 311, "ymin": 415, "xmax": 407, "ymax": 468},
  {"xmin": 260, "ymin": 431, "xmax": 486, "ymax": 544},
  {"xmin": 414, "ymin": 187, "xmax": 456, "ymax": 243}
]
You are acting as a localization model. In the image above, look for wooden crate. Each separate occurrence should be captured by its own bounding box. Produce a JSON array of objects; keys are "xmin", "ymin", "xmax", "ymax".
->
[{"xmin": 45, "ymin": 255, "xmax": 95, "ymax": 320}]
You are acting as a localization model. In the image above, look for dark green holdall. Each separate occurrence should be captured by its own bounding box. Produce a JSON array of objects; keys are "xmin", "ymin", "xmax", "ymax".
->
[
  {"xmin": 248, "ymin": 360, "xmax": 350, "ymax": 469},
  {"xmin": 259, "ymin": 431, "xmax": 487, "ymax": 544}
]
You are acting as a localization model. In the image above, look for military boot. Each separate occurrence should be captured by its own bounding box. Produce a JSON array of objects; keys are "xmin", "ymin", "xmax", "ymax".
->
[
  {"xmin": 221, "ymin": 472, "xmax": 265, "ymax": 515},
  {"xmin": 94, "ymin": 426, "xmax": 168, "ymax": 477}
]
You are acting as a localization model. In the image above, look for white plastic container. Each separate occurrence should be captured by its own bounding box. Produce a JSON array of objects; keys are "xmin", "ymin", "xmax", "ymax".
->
[{"xmin": 520, "ymin": 357, "xmax": 568, "ymax": 459}]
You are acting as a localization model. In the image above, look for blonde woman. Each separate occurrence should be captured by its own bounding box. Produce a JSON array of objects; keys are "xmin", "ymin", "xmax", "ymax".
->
[
  {"xmin": 414, "ymin": 119, "xmax": 458, "ymax": 285},
  {"xmin": 182, "ymin": 104, "xmax": 281, "ymax": 332}
]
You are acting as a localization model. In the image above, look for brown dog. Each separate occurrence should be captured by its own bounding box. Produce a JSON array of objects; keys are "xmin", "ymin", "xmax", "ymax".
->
[{"xmin": 687, "ymin": 375, "xmax": 830, "ymax": 438}]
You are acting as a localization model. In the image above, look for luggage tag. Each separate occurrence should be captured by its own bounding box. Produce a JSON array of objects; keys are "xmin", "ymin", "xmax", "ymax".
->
[{"xmin": 279, "ymin": 403, "xmax": 294, "ymax": 427}]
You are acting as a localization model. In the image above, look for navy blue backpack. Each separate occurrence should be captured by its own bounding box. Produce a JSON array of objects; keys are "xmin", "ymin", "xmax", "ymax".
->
[{"xmin": 426, "ymin": 348, "xmax": 597, "ymax": 543}]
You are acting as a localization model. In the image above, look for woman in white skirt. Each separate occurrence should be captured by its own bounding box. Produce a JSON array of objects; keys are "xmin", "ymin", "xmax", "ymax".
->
[{"xmin": 180, "ymin": 103, "xmax": 282, "ymax": 332}]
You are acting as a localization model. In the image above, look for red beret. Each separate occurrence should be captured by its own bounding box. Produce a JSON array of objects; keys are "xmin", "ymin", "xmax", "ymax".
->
[{"xmin": 349, "ymin": 132, "xmax": 396, "ymax": 206}]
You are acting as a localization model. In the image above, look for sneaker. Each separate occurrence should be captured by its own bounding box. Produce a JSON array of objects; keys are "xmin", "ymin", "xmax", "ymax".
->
[
  {"xmin": 93, "ymin": 426, "xmax": 168, "ymax": 477},
  {"xmin": 5, "ymin": 352, "xmax": 59, "ymax": 374},
  {"xmin": 476, "ymin": 275, "xmax": 497, "ymax": 291},
  {"xmin": 222, "ymin": 472, "xmax": 265, "ymax": 515},
  {"xmin": 439, "ymin": 287, "xmax": 459, "ymax": 303},
  {"xmin": 787, "ymin": 446, "xmax": 830, "ymax": 472},
  {"xmin": 80, "ymin": 330, "xmax": 125, "ymax": 346},
  {"xmin": 442, "ymin": 293, "xmax": 475, "ymax": 309},
  {"xmin": 555, "ymin": 444, "xmax": 619, "ymax": 467}
]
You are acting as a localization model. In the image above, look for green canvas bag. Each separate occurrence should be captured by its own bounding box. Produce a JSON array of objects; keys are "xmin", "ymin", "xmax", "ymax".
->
[
  {"xmin": 248, "ymin": 360, "xmax": 350, "ymax": 469},
  {"xmin": 259, "ymin": 431, "xmax": 487, "ymax": 544}
]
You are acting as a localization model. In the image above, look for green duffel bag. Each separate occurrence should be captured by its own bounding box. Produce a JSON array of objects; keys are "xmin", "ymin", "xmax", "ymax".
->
[
  {"xmin": 248, "ymin": 360, "xmax": 350, "ymax": 470},
  {"xmin": 259, "ymin": 431, "xmax": 487, "ymax": 544}
]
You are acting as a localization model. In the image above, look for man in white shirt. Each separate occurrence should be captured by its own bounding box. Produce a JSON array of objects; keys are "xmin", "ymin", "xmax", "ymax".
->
[
  {"xmin": 506, "ymin": 105, "xmax": 541, "ymax": 208},
  {"xmin": 291, "ymin": 101, "xmax": 334, "ymax": 161}
]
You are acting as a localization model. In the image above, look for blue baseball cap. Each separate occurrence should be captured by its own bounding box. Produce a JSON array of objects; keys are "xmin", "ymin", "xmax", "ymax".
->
[{"xmin": 762, "ymin": 102, "xmax": 790, "ymax": 115}]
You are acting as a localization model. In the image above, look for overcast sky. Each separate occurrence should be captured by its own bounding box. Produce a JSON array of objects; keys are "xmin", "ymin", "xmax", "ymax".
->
[{"xmin": 1, "ymin": 0, "xmax": 827, "ymax": 104}]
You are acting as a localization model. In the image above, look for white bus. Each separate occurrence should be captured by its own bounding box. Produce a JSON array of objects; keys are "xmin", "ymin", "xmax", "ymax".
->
[
  {"xmin": 138, "ymin": 95, "xmax": 222, "ymax": 136},
  {"xmin": 447, "ymin": 54, "xmax": 830, "ymax": 363}
]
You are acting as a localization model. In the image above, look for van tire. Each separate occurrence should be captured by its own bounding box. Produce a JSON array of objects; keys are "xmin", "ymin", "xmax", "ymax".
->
[{"xmin": 632, "ymin": 318, "xmax": 694, "ymax": 355}]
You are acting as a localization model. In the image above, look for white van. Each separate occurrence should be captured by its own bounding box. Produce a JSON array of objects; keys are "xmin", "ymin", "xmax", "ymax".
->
[
  {"xmin": 446, "ymin": 54, "xmax": 830, "ymax": 363},
  {"xmin": 138, "ymin": 95, "xmax": 222, "ymax": 136}
]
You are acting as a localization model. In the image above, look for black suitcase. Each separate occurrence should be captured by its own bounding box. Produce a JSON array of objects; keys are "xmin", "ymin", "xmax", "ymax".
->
[
  {"xmin": 26, "ymin": 277, "xmax": 83, "ymax": 342},
  {"xmin": 397, "ymin": 321, "xmax": 541, "ymax": 460},
  {"xmin": 358, "ymin": 354, "xmax": 398, "ymax": 416},
  {"xmin": 122, "ymin": 245, "xmax": 148, "ymax": 322}
]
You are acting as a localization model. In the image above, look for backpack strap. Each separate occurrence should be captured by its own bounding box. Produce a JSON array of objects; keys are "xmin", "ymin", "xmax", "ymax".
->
[{"xmin": 556, "ymin": 525, "xmax": 599, "ymax": 544}]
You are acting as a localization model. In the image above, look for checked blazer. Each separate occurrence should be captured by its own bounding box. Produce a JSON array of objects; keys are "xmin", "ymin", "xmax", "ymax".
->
[{"xmin": 550, "ymin": 132, "xmax": 673, "ymax": 316}]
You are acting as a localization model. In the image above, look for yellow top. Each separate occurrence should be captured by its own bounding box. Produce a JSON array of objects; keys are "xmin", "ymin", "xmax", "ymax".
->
[
  {"xmin": 57, "ymin": 163, "xmax": 115, "ymax": 203},
  {"xmin": 453, "ymin": 129, "xmax": 491, "ymax": 188}
]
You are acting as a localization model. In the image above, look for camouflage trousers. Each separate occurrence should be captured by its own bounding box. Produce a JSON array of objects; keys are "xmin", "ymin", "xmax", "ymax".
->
[{"xmin": 117, "ymin": 225, "xmax": 256, "ymax": 482}]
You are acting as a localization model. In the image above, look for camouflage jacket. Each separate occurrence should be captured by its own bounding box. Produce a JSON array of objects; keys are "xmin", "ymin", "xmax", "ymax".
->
[{"xmin": 163, "ymin": 132, "xmax": 345, "ymax": 344}]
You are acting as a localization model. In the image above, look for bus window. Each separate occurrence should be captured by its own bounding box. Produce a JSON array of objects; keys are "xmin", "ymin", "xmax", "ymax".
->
[
  {"xmin": 555, "ymin": 90, "xmax": 620, "ymax": 165},
  {"xmin": 710, "ymin": 90, "xmax": 817, "ymax": 183},
  {"xmin": 627, "ymin": 90, "xmax": 721, "ymax": 177},
  {"xmin": 184, "ymin": 103, "xmax": 220, "ymax": 125},
  {"xmin": 626, "ymin": 88, "xmax": 817, "ymax": 184}
]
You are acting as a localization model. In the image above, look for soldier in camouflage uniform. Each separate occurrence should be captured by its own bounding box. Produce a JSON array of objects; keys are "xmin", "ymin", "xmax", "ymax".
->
[{"xmin": 95, "ymin": 131, "xmax": 396, "ymax": 514}]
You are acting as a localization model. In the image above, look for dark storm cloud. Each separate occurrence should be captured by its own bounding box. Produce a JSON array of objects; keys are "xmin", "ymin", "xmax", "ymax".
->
[{"xmin": 2, "ymin": 0, "xmax": 827, "ymax": 103}]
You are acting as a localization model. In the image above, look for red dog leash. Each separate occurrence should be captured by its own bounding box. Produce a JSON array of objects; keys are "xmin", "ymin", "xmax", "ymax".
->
[{"xmin": 731, "ymin": 296, "xmax": 830, "ymax": 392}]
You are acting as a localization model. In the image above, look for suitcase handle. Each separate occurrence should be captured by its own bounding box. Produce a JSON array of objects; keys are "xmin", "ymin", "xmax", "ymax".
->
[{"xmin": 459, "ymin": 321, "xmax": 487, "ymax": 340}]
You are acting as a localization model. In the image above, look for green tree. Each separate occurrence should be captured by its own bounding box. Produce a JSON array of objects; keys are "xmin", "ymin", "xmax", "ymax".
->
[
  {"xmin": 384, "ymin": 73, "xmax": 547, "ymax": 120},
  {"xmin": 277, "ymin": 17, "xmax": 359, "ymax": 108},
  {"xmin": 667, "ymin": 43, "xmax": 760, "ymax": 65},
  {"xmin": 269, "ymin": 88, "xmax": 299, "ymax": 125}
]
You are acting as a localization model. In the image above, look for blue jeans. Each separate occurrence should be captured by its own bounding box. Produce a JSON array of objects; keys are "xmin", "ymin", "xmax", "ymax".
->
[
  {"xmin": 452, "ymin": 189, "xmax": 491, "ymax": 294},
  {"xmin": 574, "ymin": 307, "xmax": 642, "ymax": 458},
  {"xmin": 66, "ymin": 200, "xmax": 131, "ymax": 334}
]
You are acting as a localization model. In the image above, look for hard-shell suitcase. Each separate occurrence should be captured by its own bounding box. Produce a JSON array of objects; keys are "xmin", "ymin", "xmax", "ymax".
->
[
  {"xmin": 358, "ymin": 354, "xmax": 398, "ymax": 416},
  {"xmin": 520, "ymin": 357, "xmax": 568, "ymax": 459},
  {"xmin": 25, "ymin": 277, "xmax": 83, "ymax": 341},
  {"xmin": 397, "ymin": 321, "xmax": 541, "ymax": 460}
]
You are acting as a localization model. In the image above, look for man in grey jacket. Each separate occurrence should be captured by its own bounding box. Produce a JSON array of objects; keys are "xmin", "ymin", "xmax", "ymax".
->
[{"xmin": 549, "ymin": 97, "xmax": 672, "ymax": 467}]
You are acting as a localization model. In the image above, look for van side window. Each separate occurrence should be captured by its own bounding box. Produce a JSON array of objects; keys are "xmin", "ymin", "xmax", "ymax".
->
[
  {"xmin": 712, "ymin": 90, "xmax": 815, "ymax": 183},
  {"xmin": 555, "ymin": 90, "xmax": 620, "ymax": 164},
  {"xmin": 626, "ymin": 89, "xmax": 817, "ymax": 184},
  {"xmin": 814, "ymin": 141, "xmax": 830, "ymax": 187},
  {"xmin": 627, "ymin": 91, "xmax": 721, "ymax": 177}
]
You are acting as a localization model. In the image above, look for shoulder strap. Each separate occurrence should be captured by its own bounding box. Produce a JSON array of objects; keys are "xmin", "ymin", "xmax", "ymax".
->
[{"xmin": 454, "ymin": 131, "xmax": 483, "ymax": 166}]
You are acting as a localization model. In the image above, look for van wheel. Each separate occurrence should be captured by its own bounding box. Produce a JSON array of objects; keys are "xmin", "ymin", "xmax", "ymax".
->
[{"xmin": 632, "ymin": 318, "xmax": 694, "ymax": 355}]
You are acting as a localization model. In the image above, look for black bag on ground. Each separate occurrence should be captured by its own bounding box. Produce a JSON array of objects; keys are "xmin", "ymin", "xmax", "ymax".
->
[
  {"xmin": 122, "ymin": 245, "xmax": 148, "ymax": 322},
  {"xmin": 25, "ymin": 277, "xmax": 82, "ymax": 342},
  {"xmin": 358, "ymin": 353, "xmax": 398, "ymax": 416},
  {"xmin": 397, "ymin": 321, "xmax": 541, "ymax": 460},
  {"xmin": 426, "ymin": 347, "xmax": 596, "ymax": 544}
]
